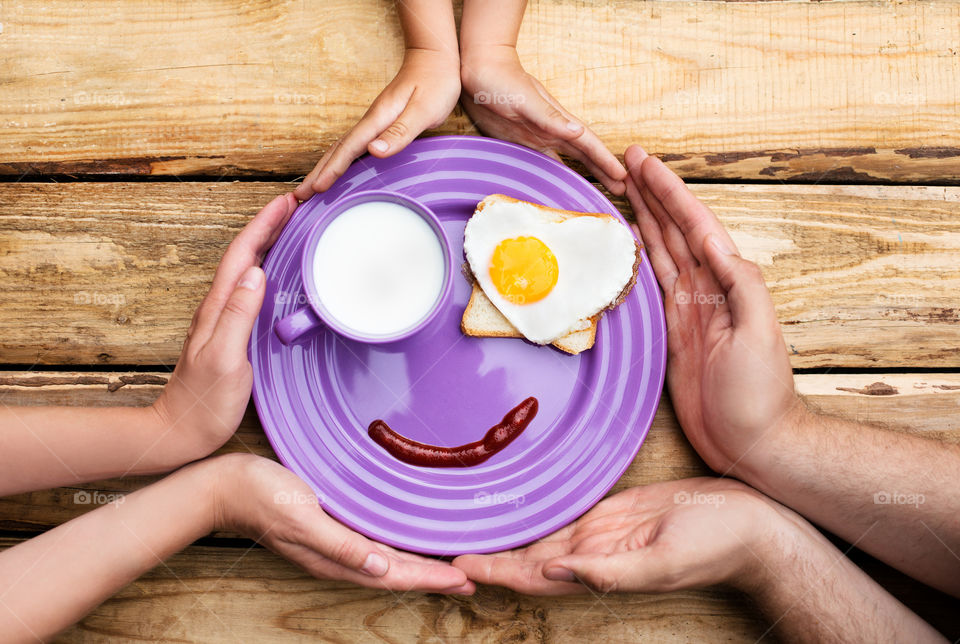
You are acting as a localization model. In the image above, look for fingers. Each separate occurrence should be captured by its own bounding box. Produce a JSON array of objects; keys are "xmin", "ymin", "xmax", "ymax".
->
[
  {"xmin": 519, "ymin": 82, "xmax": 585, "ymax": 142},
  {"xmin": 561, "ymin": 130, "xmax": 627, "ymax": 195},
  {"xmin": 625, "ymin": 177, "xmax": 678, "ymax": 292},
  {"xmin": 189, "ymin": 193, "xmax": 297, "ymax": 346},
  {"xmin": 309, "ymin": 116, "xmax": 387, "ymax": 194},
  {"xmin": 639, "ymin": 155, "xmax": 738, "ymax": 265},
  {"xmin": 527, "ymin": 80, "xmax": 625, "ymax": 195},
  {"xmin": 532, "ymin": 81, "xmax": 626, "ymax": 186},
  {"xmin": 452, "ymin": 554, "xmax": 584, "ymax": 596},
  {"xmin": 629, "ymin": 156, "xmax": 698, "ymax": 274},
  {"xmin": 368, "ymin": 91, "xmax": 436, "ymax": 158},
  {"xmin": 561, "ymin": 143, "xmax": 626, "ymax": 196},
  {"xmin": 201, "ymin": 265, "xmax": 265, "ymax": 368},
  {"xmin": 274, "ymin": 541, "xmax": 473, "ymax": 593},
  {"xmin": 287, "ymin": 509, "xmax": 394, "ymax": 578},
  {"xmin": 702, "ymin": 234, "xmax": 779, "ymax": 334},
  {"xmin": 295, "ymin": 144, "xmax": 339, "ymax": 201},
  {"xmin": 377, "ymin": 556, "xmax": 474, "ymax": 594},
  {"xmin": 543, "ymin": 551, "xmax": 669, "ymax": 594}
]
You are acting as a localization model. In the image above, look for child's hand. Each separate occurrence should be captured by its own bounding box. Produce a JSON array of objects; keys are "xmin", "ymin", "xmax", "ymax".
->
[
  {"xmin": 460, "ymin": 45, "xmax": 626, "ymax": 195},
  {"xmin": 213, "ymin": 454, "xmax": 475, "ymax": 593},
  {"xmin": 150, "ymin": 193, "xmax": 298, "ymax": 465},
  {"xmin": 295, "ymin": 49, "xmax": 461, "ymax": 200}
]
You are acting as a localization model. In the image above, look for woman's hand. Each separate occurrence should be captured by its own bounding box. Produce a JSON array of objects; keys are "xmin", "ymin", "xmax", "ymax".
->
[
  {"xmin": 213, "ymin": 454, "xmax": 475, "ymax": 594},
  {"xmin": 295, "ymin": 48, "xmax": 461, "ymax": 199},
  {"xmin": 460, "ymin": 45, "xmax": 626, "ymax": 195},
  {"xmin": 150, "ymin": 193, "xmax": 298, "ymax": 465},
  {"xmin": 453, "ymin": 477, "xmax": 784, "ymax": 595}
]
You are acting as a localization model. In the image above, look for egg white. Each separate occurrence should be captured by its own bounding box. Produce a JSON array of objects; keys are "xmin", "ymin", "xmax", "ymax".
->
[{"xmin": 464, "ymin": 199, "xmax": 637, "ymax": 344}]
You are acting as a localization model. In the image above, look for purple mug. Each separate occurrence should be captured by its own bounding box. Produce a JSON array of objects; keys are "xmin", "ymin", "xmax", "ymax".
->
[{"xmin": 274, "ymin": 190, "xmax": 454, "ymax": 345}]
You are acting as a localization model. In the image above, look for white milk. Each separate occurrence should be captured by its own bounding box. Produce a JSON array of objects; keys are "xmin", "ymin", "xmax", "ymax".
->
[{"xmin": 312, "ymin": 201, "xmax": 445, "ymax": 336}]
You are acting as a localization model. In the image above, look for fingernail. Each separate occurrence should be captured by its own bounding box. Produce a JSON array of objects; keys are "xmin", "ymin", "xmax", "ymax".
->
[
  {"xmin": 566, "ymin": 121, "xmax": 582, "ymax": 132},
  {"xmin": 370, "ymin": 139, "xmax": 389, "ymax": 153},
  {"xmin": 361, "ymin": 552, "xmax": 389, "ymax": 577},
  {"xmin": 543, "ymin": 566, "xmax": 576, "ymax": 582},
  {"xmin": 709, "ymin": 234, "xmax": 735, "ymax": 256},
  {"xmin": 237, "ymin": 266, "xmax": 263, "ymax": 291}
]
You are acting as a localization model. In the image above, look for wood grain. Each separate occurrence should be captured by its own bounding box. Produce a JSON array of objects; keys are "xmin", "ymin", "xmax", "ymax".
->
[
  {"xmin": 1, "ymin": 1, "xmax": 959, "ymax": 182},
  {"xmin": 1, "ymin": 182, "xmax": 958, "ymax": 367},
  {"xmin": 2, "ymin": 538, "xmax": 761, "ymax": 643},
  {"xmin": 1, "ymin": 371, "xmax": 958, "ymax": 641}
]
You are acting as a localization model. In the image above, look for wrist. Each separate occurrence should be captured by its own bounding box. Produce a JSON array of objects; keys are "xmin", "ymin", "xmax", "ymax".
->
[
  {"xmin": 728, "ymin": 398, "xmax": 813, "ymax": 489},
  {"xmin": 460, "ymin": 44, "xmax": 520, "ymax": 93},
  {"xmin": 204, "ymin": 452, "xmax": 264, "ymax": 533},
  {"xmin": 146, "ymin": 394, "xmax": 214, "ymax": 468},
  {"xmin": 731, "ymin": 496, "xmax": 819, "ymax": 596},
  {"xmin": 403, "ymin": 45, "xmax": 459, "ymax": 69},
  {"xmin": 162, "ymin": 456, "xmax": 223, "ymax": 537}
]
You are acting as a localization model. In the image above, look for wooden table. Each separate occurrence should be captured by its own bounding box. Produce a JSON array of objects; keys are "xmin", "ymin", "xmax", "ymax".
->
[{"xmin": 2, "ymin": 1, "xmax": 959, "ymax": 641}]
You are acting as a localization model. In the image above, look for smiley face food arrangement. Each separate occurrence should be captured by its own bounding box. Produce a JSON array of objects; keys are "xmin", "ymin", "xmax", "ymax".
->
[{"xmin": 367, "ymin": 194, "xmax": 641, "ymax": 468}]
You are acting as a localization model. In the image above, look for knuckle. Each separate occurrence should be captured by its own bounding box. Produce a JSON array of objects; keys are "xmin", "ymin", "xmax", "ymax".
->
[
  {"xmin": 285, "ymin": 517, "xmax": 312, "ymax": 545},
  {"xmin": 590, "ymin": 572, "xmax": 620, "ymax": 593},
  {"xmin": 743, "ymin": 261, "xmax": 764, "ymax": 281},
  {"xmin": 222, "ymin": 297, "xmax": 251, "ymax": 319},
  {"xmin": 324, "ymin": 163, "xmax": 345, "ymax": 181},
  {"xmin": 382, "ymin": 120, "xmax": 410, "ymax": 140},
  {"xmin": 331, "ymin": 538, "xmax": 358, "ymax": 566}
]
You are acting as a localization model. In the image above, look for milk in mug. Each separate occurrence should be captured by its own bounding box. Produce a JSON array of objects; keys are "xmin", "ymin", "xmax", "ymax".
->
[{"xmin": 312, "ymin": 201, "xmax": 446, "ymax": 336}]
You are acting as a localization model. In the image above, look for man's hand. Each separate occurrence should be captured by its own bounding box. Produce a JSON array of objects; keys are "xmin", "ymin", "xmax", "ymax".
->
[
  {"xmin": 460, "ymin": 45, "xmax": 626, "ymax": 195},
  {"xmin": 453, "ymin": 478, "xmax": 778, "ymax": 595},
  {"xmin": 624, "ymin": 145, "xmax": 960, "ymax": 597},
  {"xmin": 151, "ymin": 193, "xmax": 298, "ymax": 464},
  {"xmin": 213, "ymin": 454, "xmax": 474, "ymax": 594},
  {"xmin": 295, "ymin": 48, "xmax": 460, "ymax": 199},
  {"xmin": 452, "ymin": 477, "xmax": 944, "ymax": 642},
  {"xmin": 624, "ymin": 145, "xmax": 804, "ymax": 479}
]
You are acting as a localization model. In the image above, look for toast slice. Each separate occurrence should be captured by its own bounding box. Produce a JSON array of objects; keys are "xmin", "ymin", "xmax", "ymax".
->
[
  {"xmin": 460, "ymin": 194, "xmax": 642, "ymax": 355},
  {"xmin": 462, "ymin": 282, "xmax": 597, "ymax": 354}
]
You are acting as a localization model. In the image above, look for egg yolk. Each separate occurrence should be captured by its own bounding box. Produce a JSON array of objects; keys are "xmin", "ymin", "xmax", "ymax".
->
[{"xmin": 489, "ymin": 236, "xmax": 559, "ymax": 304}]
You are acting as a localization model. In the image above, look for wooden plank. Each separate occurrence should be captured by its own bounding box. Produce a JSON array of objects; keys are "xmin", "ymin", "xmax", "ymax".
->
[
  {"xmin": 0, "ymin": 535, "xmax": 952, "ymax": 642},
  {"xmin": 0, "ymin": 371, "xmax": 957, "ymax": 535},
  {"xmin": 0, "ymin": 537, "xmax": 768, "ymax": 643},
  {"xmin": 1, "ymin": 182, "xmax": 959, "ymax": 367},
  {"xmin": 1, "ymin": 1, "xmax": 958, "ymax": 182}
]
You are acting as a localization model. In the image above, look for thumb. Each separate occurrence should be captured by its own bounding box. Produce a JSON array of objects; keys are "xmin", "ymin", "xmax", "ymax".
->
[
  {"xmin": 518, "ymin": 91, "xmax": 583, "ymax": 141},
  {"xmin": 294, "ymin": 508, "xmax": 390, "ymax": 577},
  {"xmin": 207, "ymin": 266, "xmax": 266, "ymax": 360},
  {"xmin": 702, "ymin": 233, "xmax": 779, "ymax": 333},
  {"xmin": 543, "ymin": 551, "xmax": 668, "ymax": 594}
]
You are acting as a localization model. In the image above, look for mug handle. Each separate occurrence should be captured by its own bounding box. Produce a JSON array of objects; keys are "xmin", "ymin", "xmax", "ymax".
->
[{"xmin": 274, "ymin": 306, "xmax": 324, "ymax": 345}]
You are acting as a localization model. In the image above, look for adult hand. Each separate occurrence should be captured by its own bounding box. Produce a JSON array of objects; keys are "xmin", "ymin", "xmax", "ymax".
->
[
  {"xmin": 624, "ymin": 146, "xmax": 805, "ymax": 478},
  {"xmin": 295, "ymin": 49, "xmax": 461, "ymax": 199},
  {"xmin": 460, "ymin": 45, "xmax": 626, "ymax": 195},
  {"xmin": 214, "ymin": 454, "xmax": 474, "ymax": 594},
  {"xmin": 150, "ymin": 193, "xmax": 298, "ymax": 464},
  {"xmin": 453, "ymin": 478, "xmax": 783, "ymax": 595}
]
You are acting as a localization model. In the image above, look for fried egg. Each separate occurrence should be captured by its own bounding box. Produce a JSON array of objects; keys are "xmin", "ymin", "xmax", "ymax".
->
[{"xmin": 463, "ymin": 195, "xmax": 638, "ymax": 344}]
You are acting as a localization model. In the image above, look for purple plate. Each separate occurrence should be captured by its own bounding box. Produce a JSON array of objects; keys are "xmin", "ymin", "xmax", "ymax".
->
[{"xmin": 250, "ymin": 135, "xmax": 667, "ymax": 555}]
